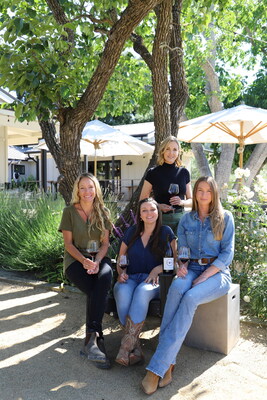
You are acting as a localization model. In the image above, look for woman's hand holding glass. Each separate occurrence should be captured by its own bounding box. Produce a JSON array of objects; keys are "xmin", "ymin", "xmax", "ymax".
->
[
  {"xmin": 117, "ymin": 255, "xmax": 129, "ymax": 283},
  {"xmin": 84, "ymin": 240, "xmax": 100, "ymax": 274},
  {"xmin": 177, "ymin": 246, "xmax": 190, "ymax": 278},
  {"xmin": 168, "ymin": 183, "xmax": 183, "ymax": 208}
]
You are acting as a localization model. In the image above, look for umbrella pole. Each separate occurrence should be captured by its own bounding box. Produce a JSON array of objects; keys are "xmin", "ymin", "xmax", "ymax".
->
[
  {"xmin": 237, "ymin": 142, "xmax": 244, "ymax": 190},
  {"xmin": 111, "ymin": 156, "xmax": 115, "ymax": 192},
  {"xmin": 94, "ymin": 157, "xmax": 97, "ymax": 176},
  {"xmin": 94, "ymin": 146, "xmax": 97, "ymax": 176},
  {"xmin": 239, "ymin": 150, "xmax": 243, "ymax": 169}
]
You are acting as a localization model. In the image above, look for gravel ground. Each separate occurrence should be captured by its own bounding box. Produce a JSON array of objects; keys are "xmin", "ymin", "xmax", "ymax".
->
[{"xmin": 0, "ymin": 278, "xmax": 266, "ymax": 400}]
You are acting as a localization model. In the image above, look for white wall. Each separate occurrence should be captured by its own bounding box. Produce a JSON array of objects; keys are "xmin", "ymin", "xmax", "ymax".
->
[
  {"xmin": 0, "ymin": 126, "xmax": 8, "ymax": 184},
  {"xmin": 8, "ymin": 160, "xmax": 36, "ymax": 182}
]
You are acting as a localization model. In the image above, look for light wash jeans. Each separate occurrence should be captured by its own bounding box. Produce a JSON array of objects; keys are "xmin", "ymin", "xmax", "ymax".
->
[
  {"xmin": 113, "ymin": 273, "xmax": 160, "ymax": 325},
  {"xmin": 146, "ymin": 263, "xmax": 231, "ymax": 378}
]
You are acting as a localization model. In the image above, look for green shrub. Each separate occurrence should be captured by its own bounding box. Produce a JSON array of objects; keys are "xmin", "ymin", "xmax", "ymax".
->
[
  {"xmin": 0, "ymin": 190, "xmax": 122, "ymax": 284},
  {"xmin": 223, "ymin": 170, "xmax": 267, "ymax": 321},
  {"xmin": 0, "ymin": 192, "xmax": 65, "ymax": 281}
]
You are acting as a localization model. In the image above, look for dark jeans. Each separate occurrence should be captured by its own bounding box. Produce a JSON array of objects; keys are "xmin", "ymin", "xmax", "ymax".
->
[{"xmin": 66, "ymin": 257, "xmax": 112, "ymax": 335}]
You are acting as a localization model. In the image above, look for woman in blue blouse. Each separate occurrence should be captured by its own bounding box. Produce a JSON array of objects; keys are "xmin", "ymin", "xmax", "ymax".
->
[
  {"xmin": 114, "ymin": 198, "xmax": 176, "ymax": 367},
  {"xmin": 141, "ymin": 177, "xmax": 235, "ymax": 394}
]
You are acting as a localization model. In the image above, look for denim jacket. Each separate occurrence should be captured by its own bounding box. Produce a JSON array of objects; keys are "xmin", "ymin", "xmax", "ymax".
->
[{"xmin": 177, "ymin": 210, "xmax": 235, "ymax": 272}]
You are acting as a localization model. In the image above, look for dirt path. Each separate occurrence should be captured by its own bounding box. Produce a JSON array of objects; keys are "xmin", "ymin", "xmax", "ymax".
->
[{"xmin": 0, "ymin": 280, "xmax": 266, "ymax": 400}]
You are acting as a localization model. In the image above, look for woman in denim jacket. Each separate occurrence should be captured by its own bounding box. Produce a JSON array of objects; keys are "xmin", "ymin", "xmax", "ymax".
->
[{"xmin": 141, "ymin": 176, "xmax": 235, "ymax": 395}]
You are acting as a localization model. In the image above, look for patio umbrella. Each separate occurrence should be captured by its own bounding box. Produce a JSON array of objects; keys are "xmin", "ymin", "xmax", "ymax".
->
[
  {"xmin": 31, "ymin": 120, "xmax": 154, "ymax": 177},
  {"xmin": 178, "ymin": 105, "xmax": 267, "ymax": 168},
  {"xmin": 81, "ymin": 120, "xmax": 154, "ymax": 175}
]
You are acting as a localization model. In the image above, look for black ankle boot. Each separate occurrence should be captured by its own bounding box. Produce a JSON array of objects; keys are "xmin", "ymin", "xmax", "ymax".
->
[
  {"xmin": 81, "ymin": 332, "xmax": 107, "ymax": 363},
  {"xmin": 95, "ymin": 336, "xmax": 111, "ymax": 369}
]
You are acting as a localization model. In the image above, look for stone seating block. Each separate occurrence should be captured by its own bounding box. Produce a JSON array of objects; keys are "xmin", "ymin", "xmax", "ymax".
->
[{"xmin": 184, "ymin": 283, "xmax": 240, "ymax": 355}]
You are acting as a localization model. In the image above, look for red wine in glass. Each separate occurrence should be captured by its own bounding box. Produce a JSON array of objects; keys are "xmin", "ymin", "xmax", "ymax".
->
[
  {"xmin": 178, "ymin": 247, "xmax": 190, "ymax": 264},
  {"xmin": 168, "ymin": 183, "xmax": 179, "ymax": 196},
  {"xmin": 87, "ymin": 240, "xmax": 99, "ymax": 261},
  {"xmin": 119, "ymin": 255, "xmax": 129, "ymax": 272}
]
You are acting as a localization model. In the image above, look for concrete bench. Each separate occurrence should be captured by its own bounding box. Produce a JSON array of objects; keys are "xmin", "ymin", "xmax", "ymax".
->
[
  {"xmin": 184, "ymin": 283, "xmax": 240, "ymax": 355},
  {"xmin": 105, "ymin": 268, "xmax": 240, "ymax": 355}
]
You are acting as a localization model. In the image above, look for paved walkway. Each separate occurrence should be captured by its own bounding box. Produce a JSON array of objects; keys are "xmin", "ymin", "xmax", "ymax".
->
[{"xmin": 0, "ymin": 270, "xmax": 266, "ymax": 400}]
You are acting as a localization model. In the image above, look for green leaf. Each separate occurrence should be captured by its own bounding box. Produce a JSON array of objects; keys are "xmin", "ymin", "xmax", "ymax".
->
[
  {"xmin": 50, "ymin": 64, "xmax": 58, "ymax": 74},
  {"xmin": 60, "ymin": 85, "xmax": 70, "ymax": 99},
  {"xmin": 32, "ymin": 43, "xmax": 45, "ymax": 52},
  {"xmin": 26, "ymin": 7, "xmax": 36, "ymax": 18},
  {"xmin": 14, "ymin": 18, "xmax": 24, "ymax": 34}
]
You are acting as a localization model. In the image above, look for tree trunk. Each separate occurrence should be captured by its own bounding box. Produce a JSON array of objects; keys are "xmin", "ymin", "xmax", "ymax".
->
[
  {"xmin": 151, "ymin": 0, "xmax": 173, "ymax": 147},
  {"xmin": 43, "ymin": 0, "xmax": 163, "ymax": 203},
  {"xmin": 39, "ymin": 119, "xmax": 81, "ymax": 204},
  {"xmin": 215, "ymin": 144, "xmax": 236, "ymax": 198},
  {"xmin": 201, "ymin": 28, "xmax": 236, "ymax": 198},
  {"xmin": 191, "ymin": 143, "xmax": 212, "ymax": 177},
  {"xmin": 169, "ymin": 0, "xmax": 189, "ymax": 136},
  {"xmin": 117, "ymin": 0, "xmax": 189, "ymax": 229}
]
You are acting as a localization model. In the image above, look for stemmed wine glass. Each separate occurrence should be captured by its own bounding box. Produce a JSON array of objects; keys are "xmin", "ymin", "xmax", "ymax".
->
[
  {"xmin": 118, "ymin": 255, "xmax": 129, "ymax": 273},
  {"xmin": 168, "ymin": 183, "xmax": 179, "ymax": 211},
  {"xmin": 86, "ymin": 240, "xmax": 100, "ymax": 261},
  {"xmin": 178, "ymin": 246, "xmax": 190, "ymax": 265},
  {"xmin": 168, "ymin": 183, "xmax": 179, "ymax": 196}
]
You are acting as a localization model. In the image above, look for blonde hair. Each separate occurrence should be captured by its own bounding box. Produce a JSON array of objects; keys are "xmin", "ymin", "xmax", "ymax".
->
[
  {"xmin": 71, "ymin": 173, "xmax": 112, "ymax": 241},
  {"xmin": 157, "ymin": 136, "xmax": 182, "ymax": 166},
  {"xmin": 192, "ymin": 176, "xmax": 225, "ymax": 240}
]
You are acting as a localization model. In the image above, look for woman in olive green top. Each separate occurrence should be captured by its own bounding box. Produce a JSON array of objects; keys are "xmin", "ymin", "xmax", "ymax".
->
[{"xmin": 59, "ymin": 173, "xmax": 113, "ymax": 369}]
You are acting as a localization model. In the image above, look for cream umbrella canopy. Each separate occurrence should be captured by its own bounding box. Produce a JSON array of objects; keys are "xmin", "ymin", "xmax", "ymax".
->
[
  {"xmin": 178, "ymin": 105, "xmax": 267, "ymax": 168},
  {"xmin": 81, "ymin": 120, "xmax": 154, "ymax": 175},
  {"xmin": 32, "ymin": 120, "xmax": 154, "ymax": 176}
]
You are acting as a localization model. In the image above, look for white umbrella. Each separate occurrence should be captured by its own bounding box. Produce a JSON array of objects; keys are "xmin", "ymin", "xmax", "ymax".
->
[
  {"xmin": 81, "ymin": 120, "xmax": 154, "ymax": 175},
  {"xmin": 178, "ymin": 105, "xmax": 267, "ymax": 167},
  {"xmin": 30, "ymin": 120, "xmax": 154, "ymax": 176}
]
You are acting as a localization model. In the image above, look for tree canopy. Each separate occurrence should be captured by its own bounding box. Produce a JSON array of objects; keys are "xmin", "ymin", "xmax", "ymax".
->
[{"xmin": 0, "ymin": 0, "xmax": 266, "ymax": 205}]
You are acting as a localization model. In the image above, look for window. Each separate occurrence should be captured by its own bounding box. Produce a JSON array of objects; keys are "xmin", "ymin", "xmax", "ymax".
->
[{"xmin": 14, "ymin": 165, "xmax": 25, "ymax": 175}]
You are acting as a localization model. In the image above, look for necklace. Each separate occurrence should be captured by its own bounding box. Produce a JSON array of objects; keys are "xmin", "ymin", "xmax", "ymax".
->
[{"xmin": 79, "ymin": 203, "xmax": 91, "ymax": 221}]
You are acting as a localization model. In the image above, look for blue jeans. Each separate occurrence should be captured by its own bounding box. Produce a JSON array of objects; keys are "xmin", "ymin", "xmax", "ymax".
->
[
  {"xmin": 113, "ymin": 273, "xmax": 160, "ymax": 325},
  {"xmin": 146, "ymin": 263, "xmax": 231, "ymax": 378}
]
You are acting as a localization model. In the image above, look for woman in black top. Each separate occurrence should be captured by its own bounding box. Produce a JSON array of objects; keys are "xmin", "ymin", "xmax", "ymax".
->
[{"xmin": 140, "ymin": 136, "xmax": 192, "ymax": 232}]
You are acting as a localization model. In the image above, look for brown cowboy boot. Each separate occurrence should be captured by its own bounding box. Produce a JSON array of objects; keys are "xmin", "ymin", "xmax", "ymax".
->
[
  {"xmin": 115, "ymin": 316, "xmax": 144, "ymax": 366},
  {"xmin": 129, "ymin": 335, "xmax": 144, "ymax": 365}
]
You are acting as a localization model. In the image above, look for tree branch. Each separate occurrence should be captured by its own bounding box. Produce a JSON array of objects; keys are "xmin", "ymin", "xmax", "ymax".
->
[
  {"xmin": 45, "ymin": 0, "xmax": 74, "ymax": 46},
  {"xmin": 131, "ymin": 33, "xmax": 153, "ymax": 70},
  {"xmin": 71, "ymin": 0, "xmax": 162, "ymax": 127}
]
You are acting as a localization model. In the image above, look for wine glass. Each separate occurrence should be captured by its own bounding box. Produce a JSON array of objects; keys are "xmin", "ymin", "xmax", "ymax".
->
[
  {"xmin": 168, "ymin": 183, "xmax": 179, "ymax": 196},
  {"xmin": 168, "ymin": 183, "xmax": 179, "ymax": 211},
  {"xmin": 118, "ymin": 255, "xmax": 129, "ymax": 272},
  {"xmin": 86, "ymin": 240, "xmax": 99, "ymax": 261},
  {"xmin": 178, "ymin": 246, "xmax": 190, "ymax": 264}
]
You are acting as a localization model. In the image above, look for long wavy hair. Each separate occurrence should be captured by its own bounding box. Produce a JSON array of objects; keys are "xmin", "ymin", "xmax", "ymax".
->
[
  {"xmin": 157, "ymin": 136, "xmax": 182, "ymax": 167},
  {"xmin": 127, "ymin": 198, "xmax": 165, "ymax": 259},
  {"xmin": 71, "ymin": 173, "xmax": 112, "ymax": 241},
  {"xmin": 192, "ymin": 176, "xmax": 225, "ymax": 240}
]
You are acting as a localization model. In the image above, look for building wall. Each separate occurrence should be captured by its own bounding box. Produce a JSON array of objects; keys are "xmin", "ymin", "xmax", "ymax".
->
[{"xmin": 0, "ymin": 127, "xmax": 8, "ymax": 184}]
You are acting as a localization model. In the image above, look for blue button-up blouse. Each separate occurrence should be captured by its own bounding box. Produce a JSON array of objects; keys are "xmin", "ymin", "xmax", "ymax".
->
[{"xmin": 177, "ymin": 210, "xmax": 235, "ymax": 272}]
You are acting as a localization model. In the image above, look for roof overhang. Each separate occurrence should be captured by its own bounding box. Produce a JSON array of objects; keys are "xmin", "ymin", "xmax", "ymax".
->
[{"xmin": 0, "ymin": 109, "xmax": 42, "ymax": 145}]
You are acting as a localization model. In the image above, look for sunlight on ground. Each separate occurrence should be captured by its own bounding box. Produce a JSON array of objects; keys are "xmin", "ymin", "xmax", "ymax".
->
[
  {"xmin": 50, "ymin": 381, "xmax": 87, "ymax": 391},
  {"xmin": 0, "ymin": 314, "xmax": 66, "ymax": 349},
  {"xmin": 0, "ymin": 302, "xmax": 59, "ymax": 321},
  {"xmin": 0, "ymin": 335, "xmax": 68, "ymax": 368},
  {"xmin": 0, "ymin": 290, "xmax": 58, "ymax": 311}
]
